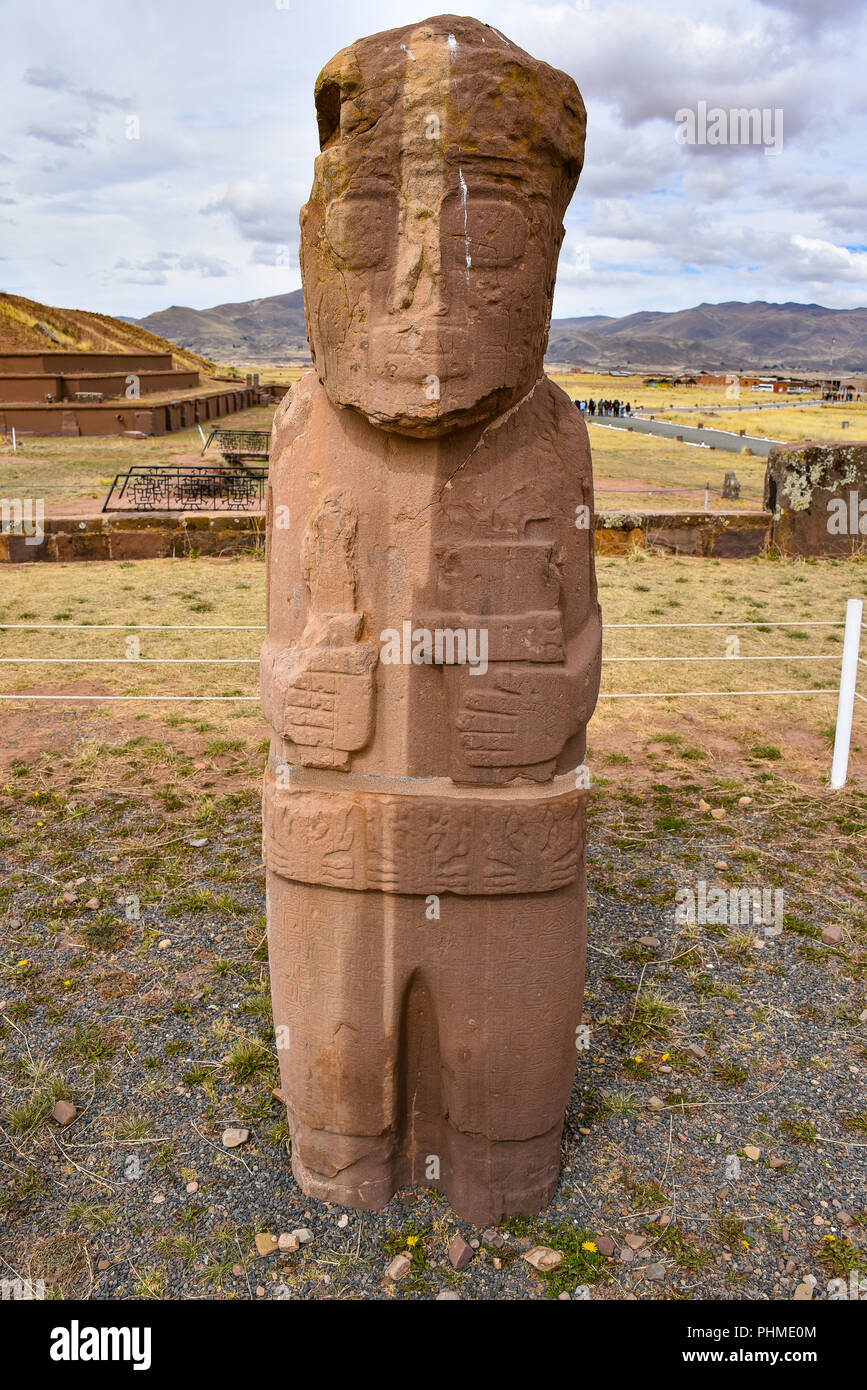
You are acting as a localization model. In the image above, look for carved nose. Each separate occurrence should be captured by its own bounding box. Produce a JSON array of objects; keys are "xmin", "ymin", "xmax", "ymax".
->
[{"xmin": 388, "ymin": 241, "xmax": 424, "ymax": 313}]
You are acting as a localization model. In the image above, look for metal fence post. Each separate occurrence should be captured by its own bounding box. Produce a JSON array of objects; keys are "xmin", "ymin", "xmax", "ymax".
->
[{"xmin": 830, "ymin": 598, "xmax": 863, "ymax": 789}]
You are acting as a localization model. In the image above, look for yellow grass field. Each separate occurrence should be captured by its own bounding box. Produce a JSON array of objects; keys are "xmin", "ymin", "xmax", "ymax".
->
[{"xmin": 0, "ymin": 551, "xmax": 863, "ymax": 791}]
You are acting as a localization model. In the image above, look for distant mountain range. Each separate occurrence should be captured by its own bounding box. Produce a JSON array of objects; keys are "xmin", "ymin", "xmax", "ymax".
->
[
  {"xmin": 138, "ymin": 292, "xmax": 310, "ymax": 363},
  {"xmin": 545, "ymin": 301, "xmax": 867, "ymax": 374},
  {"xmin": 134, "ymin": 295, "xmax": 867, "ymax": 374},
  {"xmin": 5, "ymin": 291, "xmax": 864, "ymax": 375}
]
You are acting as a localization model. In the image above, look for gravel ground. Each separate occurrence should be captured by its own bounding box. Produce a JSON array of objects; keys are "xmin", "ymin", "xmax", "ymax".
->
[{"xmin": 1, "ymin": 735, "xmax": 866, "ymax": 1302}]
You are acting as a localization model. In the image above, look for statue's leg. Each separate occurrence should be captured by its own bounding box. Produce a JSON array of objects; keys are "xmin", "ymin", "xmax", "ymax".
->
[
  {"xmin": 266, "ymin": 871, "xmax": 408, "ymax": 1210},
  {"xmin": 429, "ymin": 875, "xmax": 586, "ymax": 1226}
]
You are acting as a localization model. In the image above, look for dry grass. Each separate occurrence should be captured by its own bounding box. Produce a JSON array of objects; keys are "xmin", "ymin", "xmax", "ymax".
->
[{"xmin": 0, "ymin": 550, "xmax": 864, "ymax": 792}]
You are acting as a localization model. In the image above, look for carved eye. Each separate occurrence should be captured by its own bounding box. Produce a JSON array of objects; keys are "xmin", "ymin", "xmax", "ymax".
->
[
  {"xmin": 315, "ymin": 81, "xmax": 342, "ymax": 150},
  {"xmin": 444, "ymin": 198, "xmax": 528, "ymax": 267},
  {"xmin": 323, "ymin": 196, "xmax": 388, "ymax": 268}
]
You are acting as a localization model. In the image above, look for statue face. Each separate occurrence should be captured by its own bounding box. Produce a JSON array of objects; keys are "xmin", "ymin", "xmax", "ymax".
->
[{"xmin": 299, "ymin": 27, "xmax": 576, "ymax": 437}]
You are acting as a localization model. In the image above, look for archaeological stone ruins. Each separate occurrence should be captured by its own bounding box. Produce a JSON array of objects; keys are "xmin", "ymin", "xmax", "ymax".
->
[{"xmin": 260, "ymin": 14, "xmax": 602, "ymax": 1224}]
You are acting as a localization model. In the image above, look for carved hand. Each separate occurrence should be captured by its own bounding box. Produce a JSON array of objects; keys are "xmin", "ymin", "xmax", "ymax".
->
[
  {"xmin": 262, "ymin": 614, "xmax": 377, "ymax": 768},
  {"xmin": 456, "ymin": 668, "xmax": 578, "ymax": 769}
]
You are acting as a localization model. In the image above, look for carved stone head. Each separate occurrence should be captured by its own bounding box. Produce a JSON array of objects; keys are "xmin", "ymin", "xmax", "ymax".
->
[{"xmin": 299, "ymin": 14, "xmax": 585, "ymax": 438}]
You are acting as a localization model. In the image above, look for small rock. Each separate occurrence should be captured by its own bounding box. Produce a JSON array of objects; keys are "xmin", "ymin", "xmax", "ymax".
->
[
  {"xmin": 62, "ymin": 892, "xmax": 76, "ymax": 904},
  {"xmin": 699, "ymin": 799, "xmax": 711, "ymax": 812},
  {"xmin": 157, "ymin": 938, "xmax": 171, "ymax": 950},
  {"xmin": 386, "ymin": 1253, "xmax": 412, "ymax": 1282},
  {"xmin": 785, "ymin": 1259, "xmax": 797, "ymax": 1275},
  {"xmin": 557, "ymin": 1291, "xmax": 571, "ymax": 1300},
  {"xmin": 188, "ymin": 838, "xmax": 209, "ymax": 847},
  {"xmin": 85, "ymin": 897, "xmax": 99, "ymax": 910},
  {"xmin": 625, "ymin": 1233, "xmax": 647, "ymax": 1251},
  {"xmin": 337, "ymin": 1214, "xmax": 349, "ymax": 1229},
  {"xmin": 448, "ymin": 1233, "xmax": 475, "ymax": 1270},
  {"xmin": 51, "ymin": 1099, "xmax": 76, "ymax": 1126},
  {"xmin": 185, "ymin": 1181, "xmax": 198, "ymax": 1194},
  {"xmin": 436, "ymin": 1290, "xmax": 460, "ymax": 1300},
  {"xmin": 255, "ymin": 1286, "xmax": 265, "ymax": 1297},
  {"xmin": 523, "ymin": 1246, "xmax": 563, "ymax": 1272},
  {"xmin": 793, "ymin": 1283, "xmax": 813, "ymax": 1301},
  {"xmin": 638, "ymin": 935, "xmax": 661, "ymax": 949},
  {"xmin": 97, "ymin": 1258, "xmax": 111, "ymax": 1271},
  {"xmin": 648, "ymin": 1096, "xmax": 665, "ymax": 1110},
  {"xmin": 232, "ymin": 1264, "xmax": 243, "ymax": 1277},
  {"xmin": 821, "ymin": 923, "xmax": 842, "ymax": 946},
  {"xmin": 839, "ymin": 1211, "xmax": 854, "ymax": 1227},
  {"xmin": 658, "ymin": 1212, "xmax": 672, "ymax": 1229},
  {"xmin": 278, "ymin": 1233, "xmax": 300, "ymax": 1252},
  {"xmin": 221, "ymin": 1127, "xmax": 249, "ymax": 1148},
  {"xmin": 744, "ymin": 1144, "xmax": 761, "ymax": 1162},
  {"xmin": 152, "ymin": 1193, "xmax": 165, "ymax": 1205},
  {"xmin": 769, "ymin": 1157, "xmax": 786, "ymax": 1170},
  {"xmin": 255, "ymin": 1233, "xmax": 278, "ymax": 1256},
  {"xmin": 710, "ymin": 807, "xmax": 726, "ymax": 821},
  {"xmin": 644, "ymin": 1262, "xmax": 666, "ymax": 1281},
  {"xmin": 594, "ymin": 1234, "xmax": 616, "ymax": 1257},
  {"xmin": 738, "ymin": 796, "xmax": 752, "ymax": 807},
  {"xmin": 620, "ymin": 1247, "xmax": 634, "ymax": 1264},
  {"xmin": 713, "ymin": 860, "xmax": 728, "ymax": 870},
  {"xmin": 859, "ymin": 1010, "xmax": 867, "ymax": 1024},
  {"xmin": 684, "ymin": 1043, "xmax": 707, "ymax": 1060},
  {"xmin": 482, "ymin": 1228, "xmax": 505, "ymax": 1250},
  {"xmin": 292, "ymin": 1228, "xmax": 314, "ymax": 1244}
]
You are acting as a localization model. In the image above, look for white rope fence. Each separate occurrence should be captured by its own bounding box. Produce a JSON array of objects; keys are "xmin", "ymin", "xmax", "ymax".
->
[{"xmin": 0, "ymin": 603, "xmax": 862, "ymax": 783}]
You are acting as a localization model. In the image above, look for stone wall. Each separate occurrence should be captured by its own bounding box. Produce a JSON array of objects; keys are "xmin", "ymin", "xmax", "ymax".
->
[
  {"xmin": 765, "ymin": 442, "xmax": 867, "ymax": 556},
  {"xmin": 1, "ymin": 509, "xmax": 771, "ymax": 563}
]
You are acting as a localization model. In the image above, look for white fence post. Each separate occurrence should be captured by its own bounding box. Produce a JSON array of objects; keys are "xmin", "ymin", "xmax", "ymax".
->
[{"xmin": 830, "ymin": 598, "xmax": 863, "ymax": 789}]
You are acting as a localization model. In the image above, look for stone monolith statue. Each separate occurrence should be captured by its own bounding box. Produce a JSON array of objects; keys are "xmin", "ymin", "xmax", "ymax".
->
[{"xmin": 261, "ymin": 13, "xmax": 601, "ymax": 1226}]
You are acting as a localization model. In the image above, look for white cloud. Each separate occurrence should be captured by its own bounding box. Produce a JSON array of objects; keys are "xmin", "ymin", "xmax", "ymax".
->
[{"xmin": 0, "ymin": 0, "xmax": 864, "ymax": 319}]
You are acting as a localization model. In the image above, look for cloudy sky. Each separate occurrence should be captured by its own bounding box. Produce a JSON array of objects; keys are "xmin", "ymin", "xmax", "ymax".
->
[{"xmin": 1, "ymin": 0, "xmax": 865, "ymax": 322}]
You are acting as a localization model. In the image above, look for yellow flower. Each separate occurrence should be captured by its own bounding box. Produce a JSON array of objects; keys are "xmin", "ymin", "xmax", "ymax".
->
[
  {"xmin": 634, "ymin": 1056, "xmax": 644, "ymax": 1064},
  {"xmin": 406, "ymin": 1235, "xmax": 419, "ymax": 1247},
  {"xmin": 36, "ymin": 821, "xmax": 44, "ymax": 827},
  {"xmin": 18, "ymin": 960, "xmax": 28, "ymax": 966},
  {"xmin": 582, "ymin": 1240, "xmax": 597, "ymax": 1253},
  {"xmin": 661, "ymin": 1052, "xmax": 670, "ymax": 1061}
]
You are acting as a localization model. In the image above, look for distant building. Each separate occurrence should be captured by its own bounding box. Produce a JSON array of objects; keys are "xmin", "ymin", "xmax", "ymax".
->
[{"xmin": 0, "ymin": 350, "xmax": 263, "ymax": 436}]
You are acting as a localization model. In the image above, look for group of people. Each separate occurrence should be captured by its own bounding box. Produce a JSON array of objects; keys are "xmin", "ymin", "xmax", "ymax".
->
[{"xmin": 574, "ymin": 398, "xmax": 632, "ymax": 418}]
